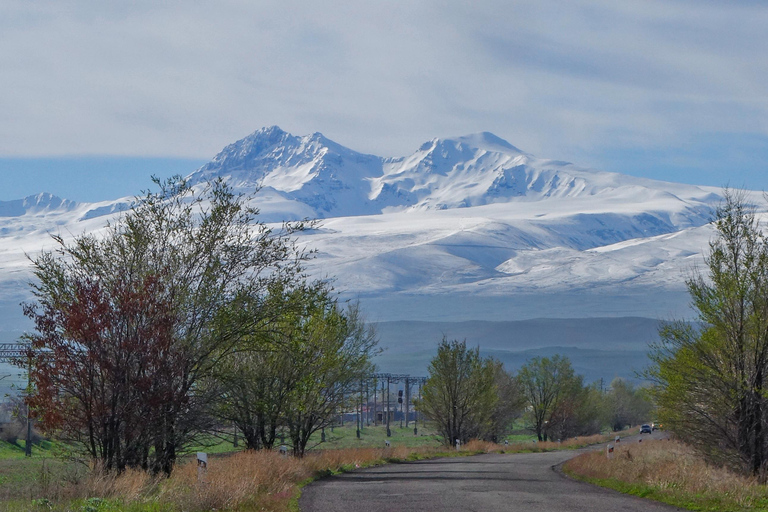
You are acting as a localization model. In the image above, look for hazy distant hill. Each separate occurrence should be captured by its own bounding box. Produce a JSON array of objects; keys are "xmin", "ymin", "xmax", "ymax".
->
[{"xmin": 373, "ymin": 317, "xmax": 660, "ymax": 383}]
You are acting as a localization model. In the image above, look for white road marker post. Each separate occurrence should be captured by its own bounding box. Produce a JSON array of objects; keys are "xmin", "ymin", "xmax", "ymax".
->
[{"xmin": 197, "ymin": 452, "xmax": 208, "ymax": 484}]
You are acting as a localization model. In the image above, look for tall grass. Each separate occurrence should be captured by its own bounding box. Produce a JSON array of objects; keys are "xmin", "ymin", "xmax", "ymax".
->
[
  {"xmin": 564, "ymin": 439, "xmax": 768, "ymax": 511},
  {"xmin": 2, "ymin": 430, "xmax": 631, "ymax": 511}
]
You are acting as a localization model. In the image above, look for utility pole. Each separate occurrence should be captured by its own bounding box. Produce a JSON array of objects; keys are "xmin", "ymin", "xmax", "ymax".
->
[
  {"xmin": 381, "ymin": 379, "xmax": 386, "ymax": 428},
  {"xmin": 0, "ymin": 344, "xmax": 32, "ymax": 457},
  {"xmin": 357, "ymin": 376, "xmax": 362, "ymax": 439},
  {"xmin": 25, "ymin": 354, "xmax": 32, "ymax": 457},
  {"xmin": 404, "ymin": 378, "xmax": 410, "ymax": 428},
  {"xmin": 365, "ymin": 379, "xmax": 370, "ymax": 426},
  {"xmin": 414, "ymin": 379, "xmax": 422, "ymax": 436},
  {"xmin": 386, "ymin": 375, "xmax": 391, "ymax": 437}
]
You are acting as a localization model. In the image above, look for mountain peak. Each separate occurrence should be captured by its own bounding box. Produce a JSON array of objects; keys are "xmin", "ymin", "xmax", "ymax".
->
[
  {"xmin": 0, "ymin": 192, "xmax": 77, "ymax": 218},
  {"xmin": 443, "ymin": 132, "xmax": 524, "ymax": 155},
  {"xmin": 417, "ymin": 132, "xmax": 524, "ymax": 157},
  {"xmin": 192, "ymin": 126, "xmax": 297, "ymax": 180},
  {"xmin": 452, "ymin": 132, "xmax": 523, "ymax": 154},
  {"xmin": 239, "ymin": 125, "xmax": 293, "ymax": 152},
  {"xmin": 260, "ymin": 124, "xmax": 285, "ymax": 134}
]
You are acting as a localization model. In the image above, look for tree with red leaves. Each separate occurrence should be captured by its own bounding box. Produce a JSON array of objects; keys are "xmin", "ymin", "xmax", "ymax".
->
[{"xmin": 24, "ymin": 177, "xmax": 307, "ymax": 474}]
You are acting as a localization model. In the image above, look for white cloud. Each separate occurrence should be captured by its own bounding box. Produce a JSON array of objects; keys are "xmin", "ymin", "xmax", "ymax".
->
[{"xmin": 1, "ymin": 0, "xmax": 767, "ymax": 168}]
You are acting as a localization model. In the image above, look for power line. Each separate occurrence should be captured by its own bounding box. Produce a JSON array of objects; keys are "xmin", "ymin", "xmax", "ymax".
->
[
  {"xmin": 0, "ymin": 343, "xmax": 27, "ymax": 363},
  {"xmin": 0, "ymin": 343, "xmax": 34, "ymax": 457}
]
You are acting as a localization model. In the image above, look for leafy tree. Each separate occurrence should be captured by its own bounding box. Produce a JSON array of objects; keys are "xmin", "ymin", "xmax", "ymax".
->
[
  {"xmin": 23, "ymin": 177, "xmax": 306, "ymax": 474},
  {"xmin": 282, "ymin": 300, "xmax": 378, "ymax": 456},
  {"xmin": 553, "ymin": 382, "xmax": 605, "ymax": 439},
  {"xmin": 214, "ymin": 332, "xmax": 293, "ymax": 450},
  {"xmin": 518, "ymin": 355, "xmax": 583, "ymax": 441},
  {"xmin": 605, "ymin": 378, "xmax": 652, "ymax": 431},
  {"xmin": 649, "ymin": 190, "xmax": 768, "ymax": 476},
  {"xmin": 214, "ymin": 282, "xmax": 373, "ymax": 455},
  {"xmin": 418, "ymin": 338, "xmax": 499, "ymax": 445},
  {"xmin": 213, "ymin": 282, "xmax": 304, "ymax": 450},
  {"xmin": 487, "ymin": 359, "xmax": 526, "ymax": 442}
]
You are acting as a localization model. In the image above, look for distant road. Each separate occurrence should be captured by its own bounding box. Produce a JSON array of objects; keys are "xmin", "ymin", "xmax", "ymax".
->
[{"xmin": 300, "ymin": 432, "xmax": 680, "ymax": 512}]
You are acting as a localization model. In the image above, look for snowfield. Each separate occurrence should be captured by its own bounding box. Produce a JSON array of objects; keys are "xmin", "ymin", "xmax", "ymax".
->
[
  {"xmin": 0, "ymin": 127, "xmax": 761, "ymax": 331},
  {"xmin": 0, "ymin": 127, "xmax": 764, "ymax": 381}
]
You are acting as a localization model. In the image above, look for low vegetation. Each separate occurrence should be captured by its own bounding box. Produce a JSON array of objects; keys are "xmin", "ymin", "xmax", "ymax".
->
[
  {"xmin": 564, "ymin": 438, "xmax": 768, "ymax": 511},
  {"xmin": 0, "ymin": 429, "xmax": 629, "ymax": 511}
]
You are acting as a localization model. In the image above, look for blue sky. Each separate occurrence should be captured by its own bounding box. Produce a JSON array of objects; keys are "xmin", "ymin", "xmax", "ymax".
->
[
  {"xmin": 0, "ymin": 157, "xmax": 205, "ymax": 201},
  {"xmin": 1, "ymin": 1, "xmax": 767, "ymax": 201}
]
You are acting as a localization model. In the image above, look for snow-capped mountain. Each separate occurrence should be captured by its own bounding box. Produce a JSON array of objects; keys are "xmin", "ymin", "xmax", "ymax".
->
[
  {"xmin": 0, "ymin": 192, "xmax": 77, "ymax": 218},
  {"xmin": 191, "ymin": 126, "xmax": 384, "ymax": 218},
  {"xmin": 0, "ymin": 126, "xmax": 760, "ymax": 386},
  {"xmin": 188, "ymin": 126, "xmax": 721, "ymax": 225},
  {"xmin": 0, "ymin": 126, "xmax": 753, "ymax": 329},
  {"xmin": 185, "ymin": 127, "xmax": 746, "ymax": 323}
]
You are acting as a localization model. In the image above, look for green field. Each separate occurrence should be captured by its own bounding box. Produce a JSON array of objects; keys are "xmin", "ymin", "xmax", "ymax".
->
[
  {"xmin": 192, "ymin": 423, "xmax": 537, "ymax": 452},
  {"xmin": 185, "ymin": 423, "xmax": 446, "ymax": 454},
  {"xmin": 0, "ymin": 440, "xmax": 86, "ymax": 507},
  {"xmin": 312, "ymin": 422, "xmax": 443, "ymax": 449}
]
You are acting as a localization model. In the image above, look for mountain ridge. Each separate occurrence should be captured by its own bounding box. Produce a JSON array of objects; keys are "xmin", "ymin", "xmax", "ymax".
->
[
  {"xmin": 0, "ymin": 126, "xmax": 760, "ymax": 379},
  {"xmin": 0, "ymin": 126, "xmax": 756, "ymax": 333},
  {"xmin": 187, "ymin": 126, "xmax": 722, "ymax": 221}
]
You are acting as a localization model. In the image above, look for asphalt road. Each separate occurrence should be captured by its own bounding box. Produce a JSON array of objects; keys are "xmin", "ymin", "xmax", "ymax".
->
[{"xmin": 300, "ymin": 432, "xmax": 681, "ymax": 512}]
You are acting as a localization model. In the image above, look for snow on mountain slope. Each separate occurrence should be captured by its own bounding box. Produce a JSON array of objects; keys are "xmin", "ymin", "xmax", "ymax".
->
[
  {"xmin": 0, "ymin": 193, "xmax": 77, "ymax": 218},
  {"xmin": 0, "ymin": 126, "xmax": 760, "ymax": 333},
  {"xmin": 294, "ymin": 196, "xmax": 725, "ymax": 302},
  {"xmin": 191, "ymin": 126, "xmax": 385, "ymax": 218},
  {"xmin": 188, "ymin": 127, "xmax": 723, "ymax": 222}
]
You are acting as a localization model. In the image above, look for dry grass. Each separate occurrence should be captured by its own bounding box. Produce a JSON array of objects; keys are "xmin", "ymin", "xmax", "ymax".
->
[
  {"xmin": 4, "ymin": 431, "xmax": 630, "ymax": 511},
  {"xmin": 155, "ymin": 447, "xmax": 447, "ymax": 511},
  {"xmin": 81, "ymin": 466, "xmax": 158, "ymax": 502},
  {"xmin": 564, "ymin": 439, "xmax": 768, "ymax": 511},
  {"xmin": 158, "ymin": 451, "xmax": 310, "ymax": 512}
]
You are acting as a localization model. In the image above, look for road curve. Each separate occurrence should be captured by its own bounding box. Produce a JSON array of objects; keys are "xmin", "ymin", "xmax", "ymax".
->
[{"xmin": 300, "ymin": 436, "xmax": 680, "ymax": 512}]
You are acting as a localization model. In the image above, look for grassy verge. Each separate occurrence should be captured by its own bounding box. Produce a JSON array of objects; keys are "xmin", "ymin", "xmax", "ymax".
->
[
  {"xmin": 563, "ymin": 438, "xmax": 768, "ymax": 511},
  {"xmin": 0, "ymin": 429, "xmax": 629, "ymax": 511},
  {"xmin": 0, "ymin": 439, "xmax": 56, "ymax": 459}
]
